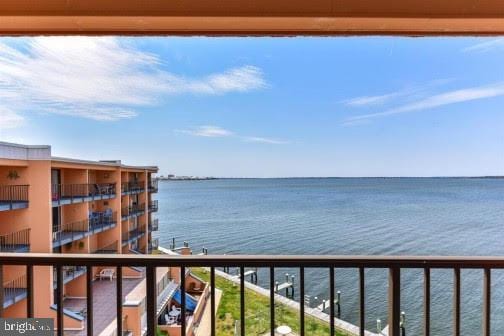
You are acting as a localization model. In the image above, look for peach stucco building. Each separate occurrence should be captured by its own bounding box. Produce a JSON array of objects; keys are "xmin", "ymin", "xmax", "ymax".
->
[{"xmin": 0, "ymin": 141, "xmax": 208, "ymax": 336}]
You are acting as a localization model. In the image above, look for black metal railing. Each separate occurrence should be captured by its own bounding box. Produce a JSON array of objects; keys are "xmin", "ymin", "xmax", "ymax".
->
[
  {"xmin": 148, "ymin": 201, "xmax": 158, "ymax": 213},
  {"xmin": 53, "ymin": 212, "xmax": 117, "ymax": 246},
  {"xmin": 149, "ymin": 219, "xmax": 159, "ymax": 231},
  {"xmin": 121, "ymin": 203, "xmax": 145, "ymax": 219},
  {"xmin": 0, "ymin": 228, "xmax": 30, "ymax": 252},
  {"xmin": 0, "ymin": 185, "xmax": 29, "ymax": 209},
  {"xmin": 121, "ymin": 181, "xmax": 145, "ymax": 194},
  {"xmin": 52, "ymin": 183, "xmax": 116, "ymax": 204},
  {"xmin": 93, "ymin": 241, "xmax": 118, "ymax": 254},
  {"xmin": 3, "ymin": 273, "xmax": 27, "ymax": 308},
  {"xmin": 1, "ymin": 254, "xmax": 501, "ymax": 336},
  {"xmin": 148, "ymin": 179, "xmax": 159, "ymax": 193},
  {"xmin": 122, "ymin": 225, "xmax": 146, "ymax": 245},
  {"xmin": 148, "ymin": 238, "xmax": 159, "ymax": 251}
]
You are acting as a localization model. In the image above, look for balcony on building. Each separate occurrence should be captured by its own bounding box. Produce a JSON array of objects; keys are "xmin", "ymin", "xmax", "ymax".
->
[
  {"xmin": 53, "ymin": 211, "xmax": 117, "ymax": 248},
  {"xmin": 121, "ymin": 225, "xmax": 146, "ymax": 247},
  {"xmin": 148, "ymin": 179, "xmax": 159, "ymax": 193},
  {"xmin": 121, "ymin": 203, "xmax": 145, "ymax": 221},
  {"xmin": 148, "ymin": 219, "xmax": 159, "ymax": 232},
  {"xmin": 3, "ymin": 273, "xmax": 27, "ymax": 309},
  {"xmin": 92, "ymin": 241, "xmax": 119, "ymax": 254},
  {"xmin": 53, "ymin": 266, "xmax": 87, "ymax": 288},
  {"xmin": 121, "ymin": 181, "xmax": 145, "ymax": 196},
  {"xmin": 51, "ymin": 183, "xmax": 116, "ymax": 207},
  {"xmin": 0, "ymin": 228, "xmax": 30, "ymax": 252},
  {"xmin": 0, "ymin": 185, "xmax": 29, "ymax": 212},
  {"xmin": 148, "ymin": 201, "xmax": 158, "ymax": 213},
  {"xmin": 148, "ymin": 238, "xmax": 159, "ymax": 253}
]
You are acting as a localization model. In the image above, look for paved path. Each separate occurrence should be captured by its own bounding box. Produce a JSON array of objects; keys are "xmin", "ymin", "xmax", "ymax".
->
[{"xmin": 194, "ymin": 288, "xmax": 223, "ymax": 336}]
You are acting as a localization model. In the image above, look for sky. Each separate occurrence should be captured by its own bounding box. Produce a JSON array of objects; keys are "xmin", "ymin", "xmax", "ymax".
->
[{"xmin": 0, "ymin": 36, "xmax": 504, "ymax": 177}]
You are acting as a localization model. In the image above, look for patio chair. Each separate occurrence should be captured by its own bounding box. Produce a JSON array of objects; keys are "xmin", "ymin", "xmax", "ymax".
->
[
  {"xmin": 98, "ymin": 268, "xmax": 115, "ymax": 281},
  {"xmin": 164, "ymin": 315, "xmax": 177, "ymax": 325}
]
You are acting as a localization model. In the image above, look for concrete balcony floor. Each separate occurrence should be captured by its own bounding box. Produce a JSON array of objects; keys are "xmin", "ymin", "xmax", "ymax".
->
[{"xmin": 65, "ymin": 277, "xmax": 143, "ymax": 336}]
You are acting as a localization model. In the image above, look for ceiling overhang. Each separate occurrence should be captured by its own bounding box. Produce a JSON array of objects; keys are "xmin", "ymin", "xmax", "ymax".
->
[{"xmin": 1, "ymin": 0, "xmax": 504, "ymax": 36}]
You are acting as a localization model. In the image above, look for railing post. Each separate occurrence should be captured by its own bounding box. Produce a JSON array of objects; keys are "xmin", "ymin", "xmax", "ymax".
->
[
  {"xmin": 146, "ymin": 266, "xmax": 157, "ymax": 336},
  {"xmin": 0, "ymin": 266, "xmax": 4, "ymax": 318},
  {"xmin": 86, "ymin": 265, "xmax": 93, "ymax": 336},
  {"xmin": 483, "ymin": 268, "xmax": 491, "ymax": 336},
  {"xmin": 26, "ymin": 265, "xmax": 33, "ymax": 317},
  {"xmin": 330, "ymin": 266, "xmax": 335, "ymax": 336},
  {"xmin": 388, "ymin": 267, "xmax": 401, "ymax": 336},
  {"xmin": 453, "ymin": 268, "xmax": 460, "ymax": 336},
  {"xmin": 211, "ymin": 267, "xmax": 216, "ymax": 336},
  {"xmin": 240, "ymin": 266, "xmax": 245, "ymax": 336},
  {"xmin": 270, "ymin": 267, "xmax": 275, "ymax": 336},
  {"xmin": 424, "ymin": 267, "xmax": 430, "ymax": 336},
  {"xmin": 359, "ymin": 267, "xmax": 365, "ymax": 336},
  {"xmin": 116, "ymin": 266, "xmax": 122, "ymax": 336},
  {"xmin": 56, "ymin": 265, "xmax": 64, "ymax": 336},
  {"xmin": 181, "ymin": 266, "xmax": 186, "ymax": 336},
  {"xmin": 299, "ymin": 267, "xmax": 305, "ymax": 336}
]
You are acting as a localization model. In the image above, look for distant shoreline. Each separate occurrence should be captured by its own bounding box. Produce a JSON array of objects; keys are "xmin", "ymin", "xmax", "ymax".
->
[{"xmin": 158, "ymin": 176, "xmax": 504, "ymax": 180}]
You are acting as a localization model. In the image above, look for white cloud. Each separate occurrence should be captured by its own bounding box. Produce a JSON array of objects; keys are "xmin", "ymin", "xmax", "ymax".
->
[
  {"xmin": 0, "ymin": 108, "xmax": 24, "ymax": 129},
  {"xmin": 343, "ymin": 82, "xmax": 504, "ymax": 124},
  {"xmin": 177, "ymin": 126, "xmax": 289, "ymax": 144},
  {"xmin": 242, "ymin": 136, "xmax": 290, "ymax": 145},
  {"xmin": 344, "ymin": 92, "xmax": 403, "ymax": 107},
  {"xmin": 463, "ymin": 38, "xmax": 504, "ymax": 53},
  {"xmin": 0, "ymin": 37, "xmax": 266, "ymax": 122},
  {"xmin": 177, "ymin": 126, "xmax": 234, "ymax": 137}
]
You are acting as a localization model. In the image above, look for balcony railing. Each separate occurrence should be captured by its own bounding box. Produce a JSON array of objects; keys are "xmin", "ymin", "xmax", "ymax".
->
[
  {"xmin": 148, "ymin": 238, "xmax": 159, "ymax": 252},
  {"xmin": 148, "ymin": 201, "xmax": 158, "ymax": 213},
  {"xmin": 148, "ymin": 179, "xmax": 159, "ymax": 193},
  {"xmin": 121, "ymin": 225, "xmax": 146, "ymax": 246},
  {"xmin": 149, "ymin": 219, "xmax": 159, "ymax": 232},
  {"xmin": 53, "ymin": 266, "xmax": 86, "ymax": 287},
  {"xmin": 0, "ymin": 228, "xmax": 30, "ymax": 252},
  {"xmin": 121, "ymin": 203, "xmax": 145, "ymax": 220},
  {"xmin": 53, "ymin": 212, "xmax": 117, "ymax": 247},
  {"xmin": 93, "ymin": 241, "xmax": 119, "ymax": 254},
  {"xmin": 121, "ymin": 181, "xmax": 145, "ymax": 195},
  {"xmin": 51, "ymin": 183, "xmax": 116, "ymax": 206},
  {"xmin": 3, "ymin": 273, "xmax": 27, "ymax": 309},
  {"xmin": 0, "ymin": 185, "xmax": 29, "ymax": 211},
  {"xmin": 0, "ymin": 254, "xmax": 501, "ymax": 336}
]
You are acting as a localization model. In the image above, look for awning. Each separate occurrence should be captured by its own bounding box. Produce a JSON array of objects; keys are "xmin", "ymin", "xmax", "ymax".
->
[{"xmin": 172, "ymin": 289, "xmax": 198, "ymax": 312}]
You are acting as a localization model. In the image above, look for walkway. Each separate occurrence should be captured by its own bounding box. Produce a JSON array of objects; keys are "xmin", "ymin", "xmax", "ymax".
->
[{"xmin": 194, "ymin": 288, "xmax": 222, "ymax": 336}]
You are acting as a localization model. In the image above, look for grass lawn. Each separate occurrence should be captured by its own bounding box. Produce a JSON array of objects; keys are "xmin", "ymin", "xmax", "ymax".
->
[{"xmin": 191, "ymin": 268, "xmax": 347, "ymax": 336}]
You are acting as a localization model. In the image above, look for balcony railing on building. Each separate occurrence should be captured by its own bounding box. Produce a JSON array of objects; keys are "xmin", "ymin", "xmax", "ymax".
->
[
  {"xmin": 121, "ymin": 181, "xmax": 145, "ymax": 195},
  {"xmin": 148, "ymin": 238, "xmax": 159, "ymax": 253},
  {"xmin": 148, "ymin": 201, "xmax": 158, "ymax": 213},
  {"xmin": 3, "ymin": 273, "xmax": 27, "ymax": 309},
  {"xmin": 148, "ymin": 219, "xmax": 159, "ymax": 232},
  {"xmin": 121, "ymin": 203, "xmax": 145, "ymax": 221},
  {"xmin": 53, "ymin": 211, "xmax": 117, "ymax": 248},
  {"xmin": 0, "ymin": 253, "xmax": 498, "ymax": 336},
  {"xmin": 0, "ymin": 185, "xmax": 29, "ymax": 211},
  {"xmin": 121, "ymin": 225, "xmax": 146, "ymax": 246},
  {"xmin": 53, "ymin": 266, "xmax": 86, "ymax": 288},
  {"xmin": 93, "ymin": 241, "xmax": 119, "ymax": 254},
  {"xmin": 51, "ymin": 183, "xmax": 116, "ymax": 207},
  {"xmin": 148, "ymin": 179, "xmax": 159, "ymax": 193},
  {"xmin": 0, "ymin": 228, "xmax": 30, "ymax": 252}
]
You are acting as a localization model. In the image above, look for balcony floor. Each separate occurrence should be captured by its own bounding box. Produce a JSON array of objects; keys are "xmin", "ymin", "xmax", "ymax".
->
[
  {"xmin": 0, "ymin": 201, "xmax": 28, "ymax": 212},
  {"xmin": 52, "ymin": 194, "xmax": 116, "ymax": 207},
  {"xmin": 65, "ymin": 277, "xmax": 143, "ymax": 336}
]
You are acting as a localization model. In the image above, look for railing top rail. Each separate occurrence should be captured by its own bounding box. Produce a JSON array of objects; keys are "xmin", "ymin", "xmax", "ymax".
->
[{"xmin": 2, "ymin": 253, "xmax": 504, "ymax": 268}]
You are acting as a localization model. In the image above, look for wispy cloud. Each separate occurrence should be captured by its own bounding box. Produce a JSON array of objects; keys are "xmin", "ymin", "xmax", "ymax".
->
[
  {"xmin": 0, "ymin": 37, "xmax": 266, "ymax": 124},
  {"xmin": 343, "ymin": 82, "xmax": 504, "ymax": 125},
  {"xmin": 242, "ymin": 136, "xmax": 290, "ymax": 145},
  {"xmin": 177, "ymin": 126, "xmax": 234, "ymax": 138},
  {"xmin": 177, "ymin": 126, "xmax": 289, "ymax": 145},
  {"xmin": 344, "ymin": 92, "xmax": 404, "ymax": 107},
  {"xmin": 463, "ymin": 38, "xmax": 504, "ymax": 53},
  {"xmin": 0, "ymin": 108, "xmax": 24, "ymax": 130}
]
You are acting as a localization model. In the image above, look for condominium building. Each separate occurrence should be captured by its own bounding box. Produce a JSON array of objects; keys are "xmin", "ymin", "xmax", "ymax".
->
[{"xmin": 0, "ymin": 142, "xmax": 207, "ymax": 336}]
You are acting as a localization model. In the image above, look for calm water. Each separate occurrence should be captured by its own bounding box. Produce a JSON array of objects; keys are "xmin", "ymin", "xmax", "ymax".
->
[{"xmin": 154, "ymin": 178, "xmax": 504, "ymax": 335}]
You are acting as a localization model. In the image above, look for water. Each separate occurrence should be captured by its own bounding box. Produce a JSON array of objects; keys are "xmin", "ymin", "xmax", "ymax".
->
[{"xmin": 154, "ymin": 178, "xmax": 504, "ymax": 335}]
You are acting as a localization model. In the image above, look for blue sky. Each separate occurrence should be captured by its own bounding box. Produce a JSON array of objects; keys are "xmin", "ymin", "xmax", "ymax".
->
[{"xmin": 1, "ymin": 36, "xmax": 504, "ymax": 177}]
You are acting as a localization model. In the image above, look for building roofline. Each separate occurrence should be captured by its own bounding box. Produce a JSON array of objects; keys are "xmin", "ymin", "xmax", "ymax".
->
[
  {"xmin": 0, "ymin": 141, "xmax": 51, "ymax": 150},
  {"xmin": 51, "ymin": 156, "xmax": 158, "ymax": 171}
]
